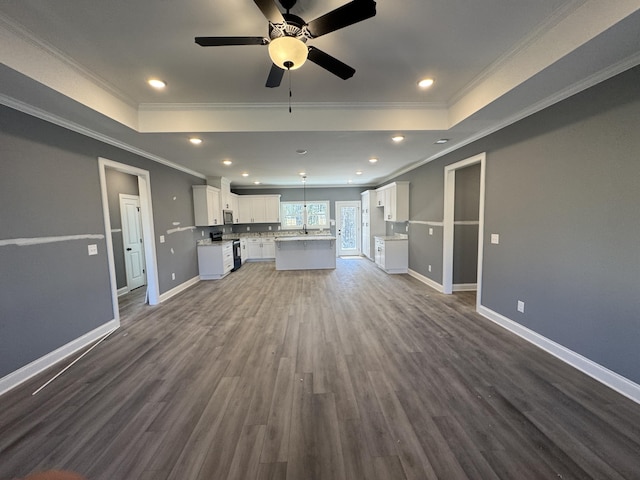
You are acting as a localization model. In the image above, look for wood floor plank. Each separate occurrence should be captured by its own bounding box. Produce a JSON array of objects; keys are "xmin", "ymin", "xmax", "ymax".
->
[
  {"xmin": 260, "ymin": 357, "xmax": 295, "ymax": 463},
  {"xmin": 368, "ymin": 371, "xmax": 439, "ymax": 480},
  {"xmin": 1, "ymin": 259, "xmax": 640, "ymax": 479}
]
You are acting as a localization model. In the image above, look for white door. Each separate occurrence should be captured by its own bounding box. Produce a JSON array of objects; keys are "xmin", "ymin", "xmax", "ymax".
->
[
  {"xmin": 120, "ymin": 194, "xmax": 146, "ymax": 290},
  {"xmin": 336, "ymin": 201, "xmax": 361, "ymax": 256}
]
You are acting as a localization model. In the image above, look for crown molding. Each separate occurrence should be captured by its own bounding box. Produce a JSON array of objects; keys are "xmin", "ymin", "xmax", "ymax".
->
[
  {"xmin": 381, "ymin": 53, "xmax": 640, "ymax": 184},
  {"xmin": 0, "ymin": 94, "xmax": 206, "ymax": 180}
]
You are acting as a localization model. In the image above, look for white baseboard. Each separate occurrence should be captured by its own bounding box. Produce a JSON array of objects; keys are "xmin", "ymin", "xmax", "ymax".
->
[
  {"xmin": 453, "ymin": 283, "xmax": 477, "ymax": 292},
  {"xmin": 0, "ymin": 319, "xmax": 119, "ymax": 397},
  {"xmin": 477, "ymin": 305, "xmax": 640, "ymax": 405},
  {"xmin": 159, "ymin": 276, "xmax": 200, "ymax": 303},
  {"xmin": 408, "ymin": 269, "xmax": 444, "ymax": 293},
  {"xmin": 117, "ymin": 287, "xmax": 129, "ymax": 297}
]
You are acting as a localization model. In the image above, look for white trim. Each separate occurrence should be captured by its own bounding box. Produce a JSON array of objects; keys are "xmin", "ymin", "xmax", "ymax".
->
[
  {"xmin": 0, "ymin": 319, "xmax": 118, "ymax": 396},
  {"xmin": 477, "ymin": 305, "xmax": 640, "ymax": 405},
  {"xmin": 408, "ymin": 220, "xmax": 443, "ymax": 227},
  {"xmin": 408, "ymin": 269, "xmax": 444, "ymax": 293},
  {"xmin": 453, "ymin": 283, "xmax": 478, "ymax": 292},
  {"xmin": 111, "ymin": 229, "xmax": 122, "ymax": 233},
  {"xmin": 158, "ymin": 276, "xmax": 200, "ymax": 303},
  {"xmin": 99, "ymin": 158, "xmax": 160, "ymax": 308},
  {"xmin": 443, "ymin": 153, "xmax": 486, "ymax": 303},
  {"xmin": 117, "ymin": 287, "xmax": 129, "ymax": 297}
]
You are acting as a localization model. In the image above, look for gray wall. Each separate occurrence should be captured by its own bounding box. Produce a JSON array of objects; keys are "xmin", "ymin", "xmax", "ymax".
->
[
  {"xmin": 390, "ymin": 66, "xmax": 640, "ymax": 384},
  {"xmin": 0, "ymin": 105, "xmax": 207, "ymax": 378},
  {"xmin": 105, "ymin": 169, "xmax": 139, "ymax": 289}
]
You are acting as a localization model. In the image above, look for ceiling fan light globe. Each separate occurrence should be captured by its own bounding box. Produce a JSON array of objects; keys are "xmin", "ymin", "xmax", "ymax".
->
[{"xmin": 268, "ymin": 36, "xmax": 308, "ymax": 70}]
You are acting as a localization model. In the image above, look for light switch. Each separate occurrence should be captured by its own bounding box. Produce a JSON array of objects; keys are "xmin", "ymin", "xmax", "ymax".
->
[
  {"xmin": 517, "ymin": 300, "xmax": 525, "ymax": 313},
  {"xmin": 491, "ymin": 234, "xmax": 500, "ymax": 244},
  {"xmin": 160, "ymin": 235, "xmax": 165, "ymax": 243},
  {"xmin": 87, "ymin": 244, "xmax": 98, "ymax": 256}
]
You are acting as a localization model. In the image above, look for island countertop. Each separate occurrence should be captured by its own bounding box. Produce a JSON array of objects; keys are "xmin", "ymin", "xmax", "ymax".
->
[{"xmin": 275, "ymin": 235, "xmax": 336, "ymax": 242}]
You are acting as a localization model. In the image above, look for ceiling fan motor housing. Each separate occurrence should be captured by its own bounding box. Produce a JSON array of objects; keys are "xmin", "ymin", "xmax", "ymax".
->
[{"xmin": 269, "ymin": 13, "xmax": 309, "ymax": 41}]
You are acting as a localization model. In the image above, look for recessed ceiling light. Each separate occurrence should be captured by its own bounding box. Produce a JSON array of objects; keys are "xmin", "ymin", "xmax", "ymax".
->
[
  {"xmin": 296, "ymin": 149, "xmax": 308, "ymax": 155},
  {"xmin": 299, "ymin": 171, "xmax": 306, "ymax": 176},
  {"xmin": 418, "ymin": 78, "xmax": 435, "ymax": 88},
  {"xmin": 189, "ymin": 137, "xmax": 202, "ymax": 145},
  {"xmin": 148, "ymin": 79, "xmax": 166, "ymax": 89},
  {"xmin": 369, "ymin": 157, "xmax": 378, "ymax": 164},
  {"xmin": 348, "ymin": 179, "xmax": 353, "ymax": 184},
  {"xmin": 254, "ymin": 181, "xmax": 261, "ymax": 185},
  {"xmin": 392, "ymin": 135, "xmax": 405, "ymax": 143},
  {"xmin": 435, "ymin": 138, "xmax": 450, "ymax": 144},
  {"xmin": 223, "ymin": 159, "xmax": 232, "ymax": 165},
  {"xmin": 242, "ymin": 172, "xmax": 249, "ymax": 177},
  {"xmin": 355, "ymin": 171, "xmax": 363, "ymax": 175}
]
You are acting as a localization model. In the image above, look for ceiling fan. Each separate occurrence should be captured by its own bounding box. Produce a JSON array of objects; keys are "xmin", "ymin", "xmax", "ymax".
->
[{"xmin": 195, "ymin": 0, "xmax": 377, "ymax": 88}]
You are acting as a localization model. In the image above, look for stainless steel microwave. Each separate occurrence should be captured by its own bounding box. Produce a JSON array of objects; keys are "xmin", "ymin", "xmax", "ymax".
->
[{"xmin": 223, "ymin": 210, "xmax": 234, "ymax": 224}]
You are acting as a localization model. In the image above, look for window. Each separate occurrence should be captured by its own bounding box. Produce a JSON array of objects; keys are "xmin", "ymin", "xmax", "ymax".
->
[{"xmin": 280, "ymin": 201, "xmax": 329, "ymax": 230}]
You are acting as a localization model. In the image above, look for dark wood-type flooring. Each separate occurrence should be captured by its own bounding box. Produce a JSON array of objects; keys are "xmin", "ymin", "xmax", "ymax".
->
[{"xmin": 2, "ymin": 259, "xmax": 640, "ymax": 479}]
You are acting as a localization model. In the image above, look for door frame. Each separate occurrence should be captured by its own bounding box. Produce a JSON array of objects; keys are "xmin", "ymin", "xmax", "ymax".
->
[
  {"xmin": 335, "ymin": 200, "xmax": 362, "ymax": 257},
  {"xmin": 99, "ymin": 158, "xmax": 160, "ymax": 323},
  {"xmin": 442, "ymin": 152, "xmax": 486, "ymax": 309},
  {"xmin": 119, "ymin": 193, "xmax": 147, "ymax": 291}
]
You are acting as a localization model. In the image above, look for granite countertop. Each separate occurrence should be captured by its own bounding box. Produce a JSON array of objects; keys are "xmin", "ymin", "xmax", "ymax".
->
[
  {"xmin": 275, "ymin": 235, "xmax": 336, "ymax": 242},
  {"xmin": 196, "ymin": 239, "xmax": 234, "ymax": 246},
  {"xmin": 374, "ymin": 234, "xmax": 409, "ymax": 241},
  {"xmin": 223, "ymin": 231, "xmax": 331, "ymax": 240}
]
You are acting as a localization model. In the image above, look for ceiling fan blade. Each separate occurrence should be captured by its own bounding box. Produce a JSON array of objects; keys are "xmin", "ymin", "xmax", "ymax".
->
[
  {"xmin": 195, "ymin": 36, "xmax": 268, "ymax": 46},
  {"xmin": 266, "ymin": 63, "xmax": 285, "ymax": 88},
  {"xmin": 307, "ymin": 46, "xmax": 355, "ymax": 80},
  {"xmin": 305, "ymin": 0, "xmax": 376, "ymax": 38},
  {"xmin": 253, "ymin": 0, "xmax": 285, "ymax": 24}
]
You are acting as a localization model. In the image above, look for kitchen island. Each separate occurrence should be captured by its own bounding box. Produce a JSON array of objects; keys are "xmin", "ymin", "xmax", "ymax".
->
[{"xmin": 274, "ymin": 236, "xmax": 336, "ymax": 270}]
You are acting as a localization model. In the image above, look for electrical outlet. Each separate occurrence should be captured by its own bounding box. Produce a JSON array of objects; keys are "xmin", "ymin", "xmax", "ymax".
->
[
  {"xmin": 172, "ymin": 273, "xmax": 175, "ymax": 280},
  {"xmin": 517, "ymin": 300, "xmax": 525, "ymax": 313},
  {"xmin": 428, "ymin": 264, "xmax": 432, "ymax": 272},
  {"xmin": 170, "ymin": 248, "xmax": 175, "ymax": 254},
  {"xmin": 491, "ymin": 234, "xmax": 500, "ymax": 244},
  {"xmin": 268, "ymin": 226, "xmax": 272, "ymax": 231},
  {"xmin": 201, "ymin": 231, "xmax": 204, "ymax": 237},
  {"xmin": 247, "ymin": 226, "xmax": 250, "ymax": 231},
  {"xmin": 429, "ymin": 228, "xmax": 433, "ymax": 236},
  {"xmin": 160, "ymin": 235, "xmax": 165, "ymax": 243},
  {"xmin": 87, "ymin": 244, "xmax": 98, "ymax": 256}
]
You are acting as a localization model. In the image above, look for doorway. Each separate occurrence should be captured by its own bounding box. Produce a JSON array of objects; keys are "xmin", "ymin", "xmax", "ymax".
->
[
  {"xmin": 443, "ymin": 153, "xmax": 486, "ymax": 309},
  {"xmin": 98, "ymin": 158, "xmax": 160, "ymax": 325},
  {"xmin": 119, "ymin": 194, "xmax": 147, "ymax": 291},
  {"xmin": 335, "ymin": 201, "xmax": 361, "ymax": 256}
]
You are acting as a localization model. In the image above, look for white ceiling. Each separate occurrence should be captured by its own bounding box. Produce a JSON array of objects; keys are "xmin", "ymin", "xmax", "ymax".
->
[{"xmin": 1, "ymin": 1, "xmax": 639, "ymax": 186}]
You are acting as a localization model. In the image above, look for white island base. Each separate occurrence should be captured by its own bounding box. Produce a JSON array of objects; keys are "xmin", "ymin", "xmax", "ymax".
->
[{"xmin": 275, "ymin": 236, "xmax": 336, "ymax": 270}]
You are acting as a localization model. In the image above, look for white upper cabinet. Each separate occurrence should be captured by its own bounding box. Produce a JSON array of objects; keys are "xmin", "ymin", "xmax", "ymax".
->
[
  {"xmin": 237, "ymin": 195, "xmax": 281, "ymax": 223},
  {"xmin": 193, "ymin": 185, "xmax": 222, "ymax": 226},
  {"xmin": 375, "ymin": 182, "xmax": 409, "ymax": 222}
]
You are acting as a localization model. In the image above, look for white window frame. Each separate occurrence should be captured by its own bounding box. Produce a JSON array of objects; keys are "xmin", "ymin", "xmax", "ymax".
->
[{"xmin": 280, "ymin": 200, "xmax": 330, "ymax": 230}]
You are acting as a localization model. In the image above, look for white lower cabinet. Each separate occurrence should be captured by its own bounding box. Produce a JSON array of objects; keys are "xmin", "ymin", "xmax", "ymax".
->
[
  {"xmin": 197, "ymin": 242, "xmax": 234, "ymax": 280},
  {"xmin": 374, "ymin": 237, "xmax": 408, "ymax": 274},
  {"xmin": 240, "ymin": 238, "xmax": 248, "ymax": 264},
  {"xmin": 246, "ymin": 237, "xmax": 275, "ymax": 260}
]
